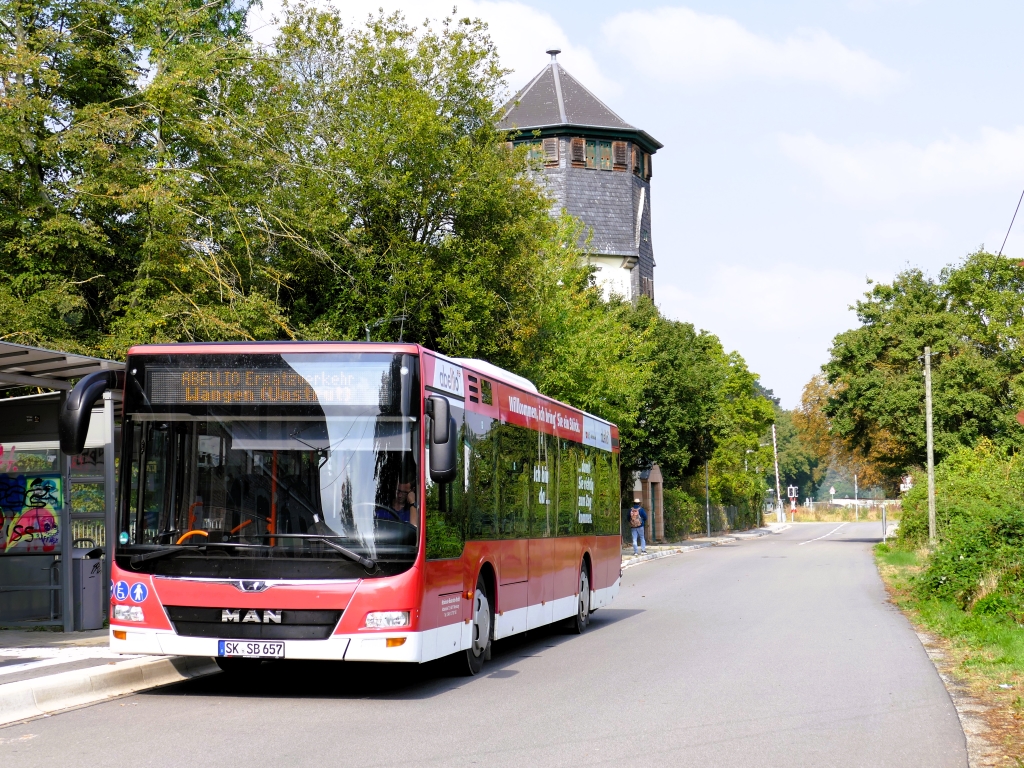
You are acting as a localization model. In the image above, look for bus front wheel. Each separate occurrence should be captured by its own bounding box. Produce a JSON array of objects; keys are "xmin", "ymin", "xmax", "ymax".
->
[{"xmin": 460, "ymin": 575, "xmax": 491, "ymax": 676}]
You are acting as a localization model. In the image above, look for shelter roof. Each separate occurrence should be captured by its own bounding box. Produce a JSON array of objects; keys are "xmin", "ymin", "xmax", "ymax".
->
[{"xmin": 0, "ymin": 342, "xmax": 122, "ymax": 392}]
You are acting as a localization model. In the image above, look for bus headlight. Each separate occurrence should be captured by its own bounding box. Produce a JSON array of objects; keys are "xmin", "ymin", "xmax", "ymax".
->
[
  {"xmin": 364, "ymin": 611, "xmax": 409, "ymax": 629},
  {"xmin": 113, "ymin": 605, "xmax": 145, "ymax": 622}
]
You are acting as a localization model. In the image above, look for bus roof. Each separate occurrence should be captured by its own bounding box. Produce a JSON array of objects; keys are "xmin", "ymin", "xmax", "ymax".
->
[{"xmin": 124, "ymin": 341, "xmax": 615, "ymax": 430}]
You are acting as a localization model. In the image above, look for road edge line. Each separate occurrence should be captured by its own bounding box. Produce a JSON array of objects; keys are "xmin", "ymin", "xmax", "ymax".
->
[{"xmin": 0, "ymin": 655, "xmax": 219, "ymax": 726}]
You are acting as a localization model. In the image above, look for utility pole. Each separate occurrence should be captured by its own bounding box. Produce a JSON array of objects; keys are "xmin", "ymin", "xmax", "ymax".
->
[
  {"xmin": 705, "ymin": 460, "xmax": 711, "ymax": 537},
  {"xmin": 854, "ymin": 473, "xmax": 858, "ymax": 522},
  {"xmin": 924, "ymin": 346, "xmax": 936, "ymax": 544},
  {"xmin": 771, "ymin": 423, "xmax": 783, "ymax": 524}
]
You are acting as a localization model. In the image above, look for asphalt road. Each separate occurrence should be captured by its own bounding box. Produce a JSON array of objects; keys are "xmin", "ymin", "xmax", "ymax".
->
[{"xmin": 0, "ymin": 522, "xmax": 967, "ymax": 767}]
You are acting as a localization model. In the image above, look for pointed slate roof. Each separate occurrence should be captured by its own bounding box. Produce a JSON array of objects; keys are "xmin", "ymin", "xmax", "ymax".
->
[{"xmin": 498, "ymin": 56, "xmax": 662, "ymax": 153}]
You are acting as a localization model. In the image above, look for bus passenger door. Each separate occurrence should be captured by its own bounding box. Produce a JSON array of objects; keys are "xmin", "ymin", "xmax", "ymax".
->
[
  {"xmin": 528, "ymin": 432, "xmax": 555, "ymax": 629},
  {"xmin": 495, "ymin": 423, "xmax": 529, "ymax": 637}
]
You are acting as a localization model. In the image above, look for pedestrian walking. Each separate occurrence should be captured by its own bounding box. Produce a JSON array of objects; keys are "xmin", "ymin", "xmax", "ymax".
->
[{"xmin": 629, "ymin": 498, "xmax": 647, "ymax": 555}]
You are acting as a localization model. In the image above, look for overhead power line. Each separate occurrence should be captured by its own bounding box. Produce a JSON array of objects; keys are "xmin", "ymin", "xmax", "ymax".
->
[{"xmin": 997, "ymin": 186, "xmax": 1024, "ymax": 256}]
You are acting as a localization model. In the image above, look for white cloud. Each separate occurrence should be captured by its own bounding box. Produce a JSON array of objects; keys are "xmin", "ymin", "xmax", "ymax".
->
[
  {"xmin": 780, "ymin": 127, "xmax": 1024, "ymax": 204},
  {"xmin": 658, "ymin": 265, "xmax": 868, "ymax": 407},
  {"xmin": 247, "ymin": 0, "xmax": 615, "ymax": 96},
  {"xmin": 865, "ymin": 218, "xmax": 946, "ymax": 250},
  {"xmin": 602, "ymin": 6, "xmax": 901, "ymax": 97}
]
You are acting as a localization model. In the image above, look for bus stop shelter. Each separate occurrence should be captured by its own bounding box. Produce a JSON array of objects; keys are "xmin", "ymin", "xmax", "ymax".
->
[{"xmin": 0, "ymin": 342, "xmax": 123, "ymax": 632}]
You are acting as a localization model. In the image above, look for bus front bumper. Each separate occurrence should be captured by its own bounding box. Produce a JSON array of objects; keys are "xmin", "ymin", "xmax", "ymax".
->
[{"xmin": 110, "ymin": 628, "xmax": 425, "ymax": 663}]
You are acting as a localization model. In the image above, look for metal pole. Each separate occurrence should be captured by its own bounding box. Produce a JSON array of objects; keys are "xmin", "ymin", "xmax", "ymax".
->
[
  {"xmin": 705, "ymin": 461, "xmax": 711, "ymax": 537},
  {"xmin": 771, "ymin": 423, "xmax": 783, "ymax": 524},
  {"xmin": 103, "ymin": 391, "xmax": 116, "ymax": 616},
  {"xmin": 60, "ymin": 391, "xmax": 74, "ymax": 632},
  {"xmin": 854, "ymin": 473, "xmax": 858, "ymax": 522},
  {"xmin": 882, "ymin": 504, "xmax": 887, "ymax": 544},
  {"xmin": 924, "ymin": 346, "xmax": 936, "ymax": 544}
]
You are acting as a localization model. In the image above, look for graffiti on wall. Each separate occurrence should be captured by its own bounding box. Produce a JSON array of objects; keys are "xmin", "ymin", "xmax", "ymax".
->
[{"xmin": 0, "ymin": 473, "xmax": 62, "ymax": 554}]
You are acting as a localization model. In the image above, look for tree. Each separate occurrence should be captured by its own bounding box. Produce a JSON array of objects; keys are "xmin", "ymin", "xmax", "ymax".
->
[
  {"xmin": 0, "ymin": 0, "xmax": 288, "ymax": 355},
  {"xmin": 1, "ymin": 0, "xmax": 139, "ymax": 350},
  {"xmin": 232, "ymin": 6, "xmax": 556, "ymax": 369},
  {"xmin": 633, "ymin": 314, "xmax": 727, "ymax": 482},
  {"xmin": 773, "ymin": 407, "xmax": 818, "ymax": 500},
  {"xmin": 823, "ymin": 251, "xmax": 1024, "ymax": 486},
  {"xmin": 705, "ymin": 352, "xmax": 776, "ymax": 510}
]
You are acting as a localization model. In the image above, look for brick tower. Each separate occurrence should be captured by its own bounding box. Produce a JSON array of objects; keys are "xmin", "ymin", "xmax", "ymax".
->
[{"xmin": 498, "ymin": 50, "xmax": 662, "ymax": 301}]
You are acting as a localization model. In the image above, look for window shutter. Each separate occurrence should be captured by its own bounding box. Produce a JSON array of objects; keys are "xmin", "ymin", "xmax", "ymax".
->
[
  {"xmin": 585, "ymin": 140, "xmax": 597, "ymax": 169},
  {"xmin": 612, "ymin": 141, "xmax": 627, "ymax": 170},
  {"xmin": 632, "ymin": 147, "xmax": 641, "ymax": 175},
  {"xmin": 570, "ymin": 137, "xmax": 585, "ymax": 166},
  {"xmin": 644, "ymin": 153, "xmax": 652, "ymax": 180},
  {"xmin": 542, "ymin": 137, "xmax": 559, "ymax": 166}
]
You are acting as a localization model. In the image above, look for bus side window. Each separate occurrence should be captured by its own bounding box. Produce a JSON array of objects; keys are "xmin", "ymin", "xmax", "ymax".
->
[
  {"xmin": 466, "ymin": 412, "xmax": 498, "ymax": 540},
  {"xmin": 425, "ymin": 400, "xmax": 466, "ymax": 559},
  {"xmin": 556, "ymin": 439, "xmax": 578, "ymax": 536},
  {"xmin": 497, "ymin": 423, "xmax": 531, "ymax": 539},
  {"xmin": 529, "ymin": 432, "xmax": 554, "ymax": 538},
  {"xmin": 592, "ymin": 448, "xmax": 618, "ymax": 535},
  {"xmin": 577, "ymin": 445, "xmax": 595, "ymax": 534}
]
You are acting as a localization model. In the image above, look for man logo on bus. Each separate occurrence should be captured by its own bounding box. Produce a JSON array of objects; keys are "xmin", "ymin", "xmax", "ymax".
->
[{"xmin": 221, "ymin": 609, "xmax": 282, "ymax": 624}]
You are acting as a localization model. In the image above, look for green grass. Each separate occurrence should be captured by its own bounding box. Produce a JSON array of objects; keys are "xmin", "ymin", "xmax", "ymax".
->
[
  {"xmin": 875, "ymin": 542, "xmax": 1024, "ymax": 684},
  {"xmin": 875, "ymin": 544, "xmax": 919, "ymax": 568}
]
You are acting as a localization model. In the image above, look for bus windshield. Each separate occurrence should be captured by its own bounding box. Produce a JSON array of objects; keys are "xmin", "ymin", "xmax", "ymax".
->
[{"xmin": 117, "ymin": 352, "xmax": 420, "ymax": 579}]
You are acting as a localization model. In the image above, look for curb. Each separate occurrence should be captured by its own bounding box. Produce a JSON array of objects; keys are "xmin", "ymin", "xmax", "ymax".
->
[
  {"xmin": 0, "ymin": 655, "xmax": 219, "ymax": 726},
  {"xmin": 622, "ymin": 538, "xmax": 735, "ymax": 570},
  {"xmin": 620, "ymin": 526, "xmax": 787, "ymax": 571}
]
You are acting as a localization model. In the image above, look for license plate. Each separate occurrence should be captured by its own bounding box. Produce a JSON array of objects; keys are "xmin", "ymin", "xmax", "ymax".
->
[{"xmin": 218, "ymin": 640, "xmax": 284, "ymax": 658}]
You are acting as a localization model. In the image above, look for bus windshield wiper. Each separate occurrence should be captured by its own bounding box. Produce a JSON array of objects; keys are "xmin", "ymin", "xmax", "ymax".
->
[
  {"xmin": 267, "ymin": 533, "xmax": 375, "ymax": 570},
  {"xmin": 129, "ymin": 545, "xmax": 203, "ymax": 566}
]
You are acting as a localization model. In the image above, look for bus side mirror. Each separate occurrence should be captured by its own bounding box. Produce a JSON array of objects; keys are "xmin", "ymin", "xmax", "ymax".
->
[
  {"xmin": 425, "ymin": 395, "xmax": 456, "ymax": 483},
  {"xmin": 59, "ymin": 370, "xmax": 123, "ymax": 455}
]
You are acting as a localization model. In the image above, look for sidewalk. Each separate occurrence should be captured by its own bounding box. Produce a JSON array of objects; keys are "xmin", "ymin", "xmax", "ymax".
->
[
  {"xmin": 621, "ymin": 524, "xmax": 789, "ymax": 570},
  {"xmin": 0, "ymin": 629, "xmax": 217, "ymax": 726}
]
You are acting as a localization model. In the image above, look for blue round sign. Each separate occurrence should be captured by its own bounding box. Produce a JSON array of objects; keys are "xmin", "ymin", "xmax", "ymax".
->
[
  {"xmin": 129, "ymin": 582, "xmax": 148, "ymax": 603},
  {"xmin": 113, "ymin": 580, "xmax": 129, "ymax": 601}
]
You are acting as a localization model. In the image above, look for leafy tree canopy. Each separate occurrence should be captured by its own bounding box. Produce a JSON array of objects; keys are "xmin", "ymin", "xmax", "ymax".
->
[
  {"xmin": 1, "ymin": 0, "xmax": 775, "ymax": 506},
  {"xmin": 823, "ymin": 251, "xmax": 1024, "ymax": 486}
]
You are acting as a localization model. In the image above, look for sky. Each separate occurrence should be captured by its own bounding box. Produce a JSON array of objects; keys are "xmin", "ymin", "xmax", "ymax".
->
[{"xmin": 247, "ymin": 1, "xmax": 1024, "ymax": 407}]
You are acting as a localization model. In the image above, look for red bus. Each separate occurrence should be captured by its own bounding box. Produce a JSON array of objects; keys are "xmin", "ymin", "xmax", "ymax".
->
[{"xmin": 59, "ymin": 343, "xmax": 622, "ymax": 674}]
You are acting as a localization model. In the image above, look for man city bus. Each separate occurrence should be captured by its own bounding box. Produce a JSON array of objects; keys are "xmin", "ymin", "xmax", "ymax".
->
[{"xmin": 59, "ymin": 342, "xmax": 622, "ymax": 675}]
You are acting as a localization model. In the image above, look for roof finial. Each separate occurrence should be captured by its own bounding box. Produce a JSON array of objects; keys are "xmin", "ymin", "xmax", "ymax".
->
[{"xmin": 546, "ymin": 49, "xmax": 561, "ymax": 62}]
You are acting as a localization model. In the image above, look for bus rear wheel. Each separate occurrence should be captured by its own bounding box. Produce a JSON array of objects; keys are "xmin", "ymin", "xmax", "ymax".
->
[
  {"xmin": 570, "ymin": 565, "xmax": 590, "ymax": 634},
  {"xmin": 459, "ymin": 576, "xmax": 491, "ymax": 676}
]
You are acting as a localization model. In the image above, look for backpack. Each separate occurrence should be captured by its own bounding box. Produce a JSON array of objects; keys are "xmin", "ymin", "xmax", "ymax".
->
[{"xmin": 629, "ymin": 508, "xmax": 642, "ymax": 528}]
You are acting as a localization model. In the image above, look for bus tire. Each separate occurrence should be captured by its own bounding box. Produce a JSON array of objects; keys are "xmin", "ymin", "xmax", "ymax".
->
[
  {"xmin": 460, "ymin": 575, "xmax": 492, "ymax": 676},
  {"xmin": 570, "ymin": 564, "xmax": 590, "ymax": 634}
]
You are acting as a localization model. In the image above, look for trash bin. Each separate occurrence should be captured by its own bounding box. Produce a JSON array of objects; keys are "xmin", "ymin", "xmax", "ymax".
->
[{"xmin": 71, "ymin": 541, "xmax": 104, "ymax": 631}]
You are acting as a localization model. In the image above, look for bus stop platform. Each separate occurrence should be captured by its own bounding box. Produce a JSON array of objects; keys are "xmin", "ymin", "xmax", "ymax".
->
[{"xmin": 0, "ymin": 630, "xmax": 216, "ymax": 726}]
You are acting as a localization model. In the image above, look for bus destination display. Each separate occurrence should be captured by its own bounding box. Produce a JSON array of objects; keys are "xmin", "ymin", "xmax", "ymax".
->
[{"xmin": 146, "ymin": 368, "xmax": 386, "ymax": 405}]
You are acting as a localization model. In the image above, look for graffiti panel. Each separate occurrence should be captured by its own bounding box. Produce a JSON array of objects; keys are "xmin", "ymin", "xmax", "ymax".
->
[{"xmin": 0, "ymin": 473, "xmax": 63, "ymax": 554}]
